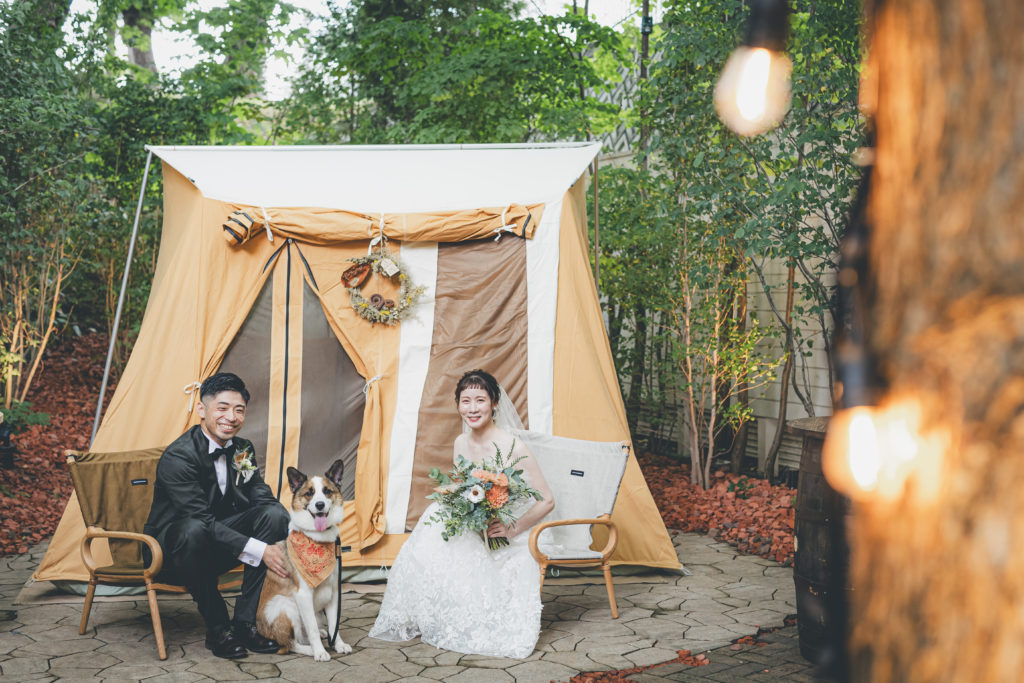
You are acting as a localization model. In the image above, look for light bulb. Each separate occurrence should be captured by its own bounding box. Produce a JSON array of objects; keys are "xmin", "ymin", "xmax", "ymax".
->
[
  {"xmin": 822, "ymin": 399, "xmax": 947, "ymax": 503},
  {"xmin": 823, "ymin": 406, "xmax": 882, "ymax": 500},
  {"xmin": 714, "ymin": 46, "xmax": 792, "ymax": 137},
  {"xmin": 846, "ymin": 408, "xmax": 882, "ymax": 490}
]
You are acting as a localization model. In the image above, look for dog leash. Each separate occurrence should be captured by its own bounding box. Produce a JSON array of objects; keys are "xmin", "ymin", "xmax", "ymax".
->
[{"xmin": 328, "ymin": 538, "xmax": 343, "ymax": 648}]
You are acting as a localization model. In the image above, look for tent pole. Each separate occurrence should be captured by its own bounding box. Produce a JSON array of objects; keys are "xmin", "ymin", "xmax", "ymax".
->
[
  {"xmin": 593, "ymin": 158, "xmax": 600, "ymax": 294},
  {"xmin": 91, "ymin": 150, "xmax": 153, "ymax": 446}
]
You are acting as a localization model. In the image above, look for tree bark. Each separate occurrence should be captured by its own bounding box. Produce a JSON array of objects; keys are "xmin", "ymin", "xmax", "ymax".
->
[
  {"xmin": 849, "ymin": 1, "xmax": 1024, "ymax": 680},
  {"xmin": 121, "ymin": 6, "xmax": 158, "ymax": 74},
  {"xmin": 763, "ymin": 263, "xmax": 795, "ymax": 480},
  {"xmin": 626, "ymin": 307, "xmax": 648, "ymax": 437},
  {"xmin": 37, "ymin": 0, "xmax": 71, "ymax": 31},
  {"xmin": 730, "ymin": 282, "xmax": 750, "ymax": 473}
]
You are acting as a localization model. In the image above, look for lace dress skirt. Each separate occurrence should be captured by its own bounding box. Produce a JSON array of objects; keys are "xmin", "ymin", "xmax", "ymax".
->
[{"xmin": 369, "ymin": 502, "xmax": 542, "ymax": 658}]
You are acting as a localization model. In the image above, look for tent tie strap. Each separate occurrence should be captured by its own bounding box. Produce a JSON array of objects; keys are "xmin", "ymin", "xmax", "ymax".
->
[
  {"xmin": 368, "ymin": 213, "xmax": 388, "ymax": 255},
  {"xmin": 260, "ymin": 207, "xmax": 275, "ymax": 242},
  {"xmin": 363, "ymin": 375, "xmax": 383, "ymax": 395},
  {"xmin": 183, "ymin": 381, "xmax": 202, "ymax": 415},
  {"xmin": 221, "ymin": 208, "xmax": 274, "ymax": 244},
  {"xmin": 493, "ymin": 204, "xmax": 516, "ymax": 242},
  {"xmin": 367, "ymin": 234, "xmax": 386, "ymax": 255}
]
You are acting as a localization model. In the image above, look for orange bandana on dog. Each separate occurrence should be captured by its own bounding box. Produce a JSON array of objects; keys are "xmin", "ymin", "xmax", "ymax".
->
[{"xmin": 286, "ymin": 531, "xmax": 335, "ymax": 588}]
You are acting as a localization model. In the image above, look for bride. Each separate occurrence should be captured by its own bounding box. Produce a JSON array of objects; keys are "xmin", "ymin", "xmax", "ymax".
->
[{"xmin": 369, "ymin": 369, "xmax": 555, "ymax": 658}]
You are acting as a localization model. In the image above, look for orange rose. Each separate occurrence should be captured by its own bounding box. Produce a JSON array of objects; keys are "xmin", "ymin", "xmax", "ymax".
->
[
  {"xmin": 486, "ymin": 484, "xmax": 509, "ymax": 507},
  {"xmin": 472, "ymin": 470, "xmax": 508, "ymax": 487}
]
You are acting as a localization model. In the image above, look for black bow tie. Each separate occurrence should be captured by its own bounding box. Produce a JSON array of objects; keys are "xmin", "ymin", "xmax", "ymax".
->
[{"xmin": 211, "ymin": 446, "xmax": 232, "ymax": 460}]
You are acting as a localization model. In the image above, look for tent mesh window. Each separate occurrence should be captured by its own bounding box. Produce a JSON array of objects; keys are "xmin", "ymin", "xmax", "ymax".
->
[
  {"xmin": 299, "ymin": 281, "xmax": 362, "ymax": 499},
  {"xmin": 220, "ymin": 277, "xmax": 272, "ymax": 466},
  {"xmin": 219, "ymin": 276, "xmax": 363, "ymax": 499}
]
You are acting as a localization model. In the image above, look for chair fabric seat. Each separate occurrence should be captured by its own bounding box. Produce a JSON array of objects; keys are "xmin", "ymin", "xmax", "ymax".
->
[
  {"xmin": 94, "ymin": 564, "xmax": 150, "ymax": 578},
  {"xmin": 541, "ymin": 547, "xmax": 604, "ymax": 561},
  {"xmin": 93, "ymin": 565, "xmax": 188, "ymax": 591}
]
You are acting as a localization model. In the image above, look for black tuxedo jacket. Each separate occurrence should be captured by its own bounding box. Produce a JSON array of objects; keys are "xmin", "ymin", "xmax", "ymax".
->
[{"xmin": 143, "ymin": 425, "xmax": 279, "ymax": 558}]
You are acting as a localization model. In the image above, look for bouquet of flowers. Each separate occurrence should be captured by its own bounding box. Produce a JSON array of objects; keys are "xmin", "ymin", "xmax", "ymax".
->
[{"xmin": 427, "ymin": 442, "xmax": 543, "ymax": 550}]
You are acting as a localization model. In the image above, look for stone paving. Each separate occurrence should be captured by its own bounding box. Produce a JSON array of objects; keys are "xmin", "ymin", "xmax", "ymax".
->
[
  {"xmin": 619, "ymin": 622, "xmax": 820, "ymax": 682},
  {"xmin": 0, "ymin": 532, "xmax": 803, "ymax": 682}
]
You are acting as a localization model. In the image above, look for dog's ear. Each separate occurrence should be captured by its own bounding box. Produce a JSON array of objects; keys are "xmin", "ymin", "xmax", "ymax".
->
[
  {"xmin": 325, "ymin": 459, "xmax": 345, "ymax": 487},
  {"xmin": 287, "ymin": 467, "xmax": 307, "ymax": 493}
]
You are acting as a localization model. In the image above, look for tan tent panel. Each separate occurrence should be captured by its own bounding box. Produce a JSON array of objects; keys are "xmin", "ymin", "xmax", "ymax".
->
[
  {"xmin": 221, "ymin": 204, "xmax": 539, "ymax": 246},
  {"xmin": 35, "ymin": 143, "xmax": 680, "ymax": 585}
]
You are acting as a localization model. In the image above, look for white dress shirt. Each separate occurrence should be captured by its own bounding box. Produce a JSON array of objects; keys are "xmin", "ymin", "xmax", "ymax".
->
[{"xmin": 201, "ymin": 429, "xmax": 267, "ymax": 568}]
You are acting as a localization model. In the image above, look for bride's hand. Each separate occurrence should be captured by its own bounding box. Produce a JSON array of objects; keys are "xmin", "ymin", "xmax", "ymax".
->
[{"xmin": 486, "ymin": 519, "xmax": 511, "ymax": 539}]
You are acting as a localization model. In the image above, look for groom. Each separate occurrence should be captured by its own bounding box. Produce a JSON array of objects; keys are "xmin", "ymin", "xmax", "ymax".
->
[{"xmin": 144, "ymin": 372, "xmax": 290, "ymax": 659}]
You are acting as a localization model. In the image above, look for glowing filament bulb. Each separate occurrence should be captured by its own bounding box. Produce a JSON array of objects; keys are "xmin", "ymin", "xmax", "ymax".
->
[
  {"xmin": 714, "ymin": 46, "xmax": 792, "ymax": 137},
  {"xmin": 846, "ymin": 409, "xmax": 882, "ymax": 490},
  {"xmin": 736, "ymin": 48, "xmax": 772, "ymax": 120}
]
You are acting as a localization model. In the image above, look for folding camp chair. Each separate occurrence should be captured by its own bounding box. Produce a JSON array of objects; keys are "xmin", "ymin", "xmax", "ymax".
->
[
  {"xmin": 66, "ymin": 447, "xmax": 187, "ymax": 660},
  {"xmin": 518, "ymin": 432, "xmax": 630, "ymax": 619}
]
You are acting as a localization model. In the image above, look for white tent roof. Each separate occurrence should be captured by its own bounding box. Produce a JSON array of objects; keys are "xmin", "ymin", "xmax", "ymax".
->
[{"xmin": 147, "ymin": 143, "xmax": 602, "ymax": 213}]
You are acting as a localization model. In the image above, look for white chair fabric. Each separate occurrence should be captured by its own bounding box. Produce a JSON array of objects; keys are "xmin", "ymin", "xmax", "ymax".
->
[{"xmin": 512, "ymin": 430, "xmax": 628, "ymax": 559}]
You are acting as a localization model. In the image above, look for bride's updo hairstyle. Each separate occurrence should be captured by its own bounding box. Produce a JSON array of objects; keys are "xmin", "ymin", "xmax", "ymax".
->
[{"xmin": 455, "ymin": 369, "xmax": 501, "ymax": 404}]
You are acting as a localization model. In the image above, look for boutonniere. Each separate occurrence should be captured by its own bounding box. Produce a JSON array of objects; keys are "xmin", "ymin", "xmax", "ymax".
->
[{"xmin": 232, "ymin": 444, "xmax": 257, "ymax": 485}]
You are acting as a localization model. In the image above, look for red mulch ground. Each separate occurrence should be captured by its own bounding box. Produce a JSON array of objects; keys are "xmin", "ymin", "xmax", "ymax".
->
[
  {"xmin": 0, "ymin": 335, "xmax": 796, "ymax": 570},
  {"xmin": 637, "ymin": 452, "xmax": 796, "ymax": 567},
  {"xmin": 0, "ymin": 334, "xmax": 114, "ymax": 556}
]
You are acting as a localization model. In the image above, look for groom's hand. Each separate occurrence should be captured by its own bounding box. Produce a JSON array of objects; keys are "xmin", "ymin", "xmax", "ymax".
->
[{"xmin": 263, "ymin": 544, "xmax": 288, "ymax": 578}]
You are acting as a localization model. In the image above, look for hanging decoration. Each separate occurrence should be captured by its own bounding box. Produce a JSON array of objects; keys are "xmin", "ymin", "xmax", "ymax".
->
[{"xmin": 344, "ymin": 245, "xmax": 426, "ymax": 326}]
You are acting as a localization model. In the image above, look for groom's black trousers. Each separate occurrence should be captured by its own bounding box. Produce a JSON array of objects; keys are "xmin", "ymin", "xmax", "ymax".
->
[{"xmin": 159, "ymin": 504, "xmax": 289, "ymax": 632}]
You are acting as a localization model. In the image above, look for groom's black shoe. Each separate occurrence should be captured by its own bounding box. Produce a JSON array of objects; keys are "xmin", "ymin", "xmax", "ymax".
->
[
  {"xmin": 205, "ymin": 626, "xmax": 248, "ymax": 659},
  {"xmin": 233, "ymin": 621, "xmax": 281, "ymax": 654}
]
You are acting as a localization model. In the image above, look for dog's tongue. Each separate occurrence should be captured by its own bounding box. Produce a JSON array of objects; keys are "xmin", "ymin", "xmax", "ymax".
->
[{"xmin": 314, "ymin": 515, "xmax": 329, "ymax": 532}]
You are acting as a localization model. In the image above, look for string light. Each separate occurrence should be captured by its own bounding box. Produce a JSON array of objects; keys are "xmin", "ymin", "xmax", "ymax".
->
[
  {"xmin": 714, "ymin": 0, "xmax": 792, "ymax": 137},
  {"xmin": 822, "ymin": 398, "xmax": 947, "ymax": 503}
]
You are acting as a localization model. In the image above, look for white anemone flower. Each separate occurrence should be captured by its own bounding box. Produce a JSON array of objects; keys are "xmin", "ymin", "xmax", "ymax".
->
[{"xmin": 463, "ymin": 484, "xmax": 485, "ymax": 504}]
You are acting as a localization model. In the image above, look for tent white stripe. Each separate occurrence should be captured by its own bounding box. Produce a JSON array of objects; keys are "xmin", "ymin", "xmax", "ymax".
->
[
  {"xmin": 384, "ymin": 242, "xmax": 438, "ymax": 533},
  {"xmin": 525, "ymin": 197, "xmax": 563, "ymax": 435}
]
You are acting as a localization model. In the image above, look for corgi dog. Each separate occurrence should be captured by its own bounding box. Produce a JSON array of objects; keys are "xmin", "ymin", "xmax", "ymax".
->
[{"xmin": 256, "ymin": 459, "xmax": 352, "ymax": 661}]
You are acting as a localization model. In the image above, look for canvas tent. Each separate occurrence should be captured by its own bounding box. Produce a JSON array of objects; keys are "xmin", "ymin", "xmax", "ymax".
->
[{"xmin": 34, "ymin": 143, "xmax": 680, "ymax": 586}]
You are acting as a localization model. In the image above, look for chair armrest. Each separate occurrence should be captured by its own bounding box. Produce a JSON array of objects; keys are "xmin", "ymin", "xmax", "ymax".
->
[
  {"xmin": 528, "ymin": 514, "xmax": 618, "ymax": 563},
  {"xmin": 81, "ymin": 526, "xmax": 164, "ymax": 579}
]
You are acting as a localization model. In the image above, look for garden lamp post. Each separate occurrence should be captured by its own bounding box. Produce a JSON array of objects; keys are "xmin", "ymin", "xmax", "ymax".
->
[{"xmin": 714, "ymin": 0, "xmax": 792, "ymax": 136}]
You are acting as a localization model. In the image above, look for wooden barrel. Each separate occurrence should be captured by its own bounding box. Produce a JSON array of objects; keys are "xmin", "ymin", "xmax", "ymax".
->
[{"xmin": 789, "ymin": 417, "xmax": 850, "ymax": 670}]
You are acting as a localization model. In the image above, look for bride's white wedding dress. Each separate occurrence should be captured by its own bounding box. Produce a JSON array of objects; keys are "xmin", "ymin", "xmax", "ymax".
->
[{"xmin": 369, "ymin": 495, "xmax": 542, "ymax": 658}]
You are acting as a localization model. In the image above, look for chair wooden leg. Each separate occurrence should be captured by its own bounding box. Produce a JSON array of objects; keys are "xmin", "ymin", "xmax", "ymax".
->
[
  {"xmin": 145, "ymin": 580, "xmax": 168, "ymax": 660},
  {"xmin": 79, "ymin": 578, "xmax": 97, "ymax": 635},
  {"xmin": 602, "ymin": 564, "xmax": 618, "ymax": 619},
  {"xmin": 538, "ymin": 562, "xmax": 547, "ymax": 594}
]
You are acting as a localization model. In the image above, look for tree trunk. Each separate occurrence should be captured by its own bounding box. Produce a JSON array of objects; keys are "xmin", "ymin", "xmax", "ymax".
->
[
  {"xmin": 38, "ymin": 0, "xmax": 71, "ymax": 31},
  {"xmin": 627, "ymin": 307, "xmax": 648, "ymax": 437},
  {"xmin": 848, "ymin": 1, "xmax": 1024, "ymax": 680},
  {"xmin": 121, "ymin": 6, "xmax": 158, "ymax": 74},
  {"xmin": 763, "ymin": 263, "xmax": 795, "ymax": 479},
  {"xmin": 730, "ymin": 282, "xmax": 750, "ymax": 473}
]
